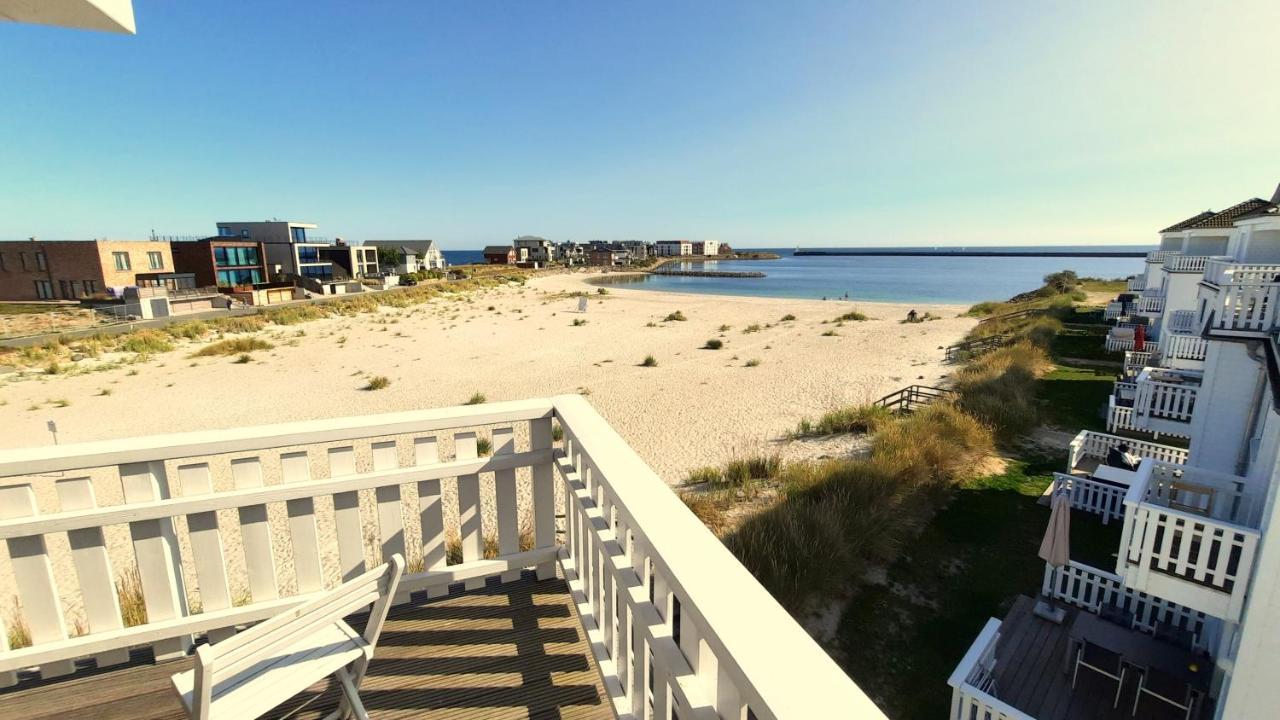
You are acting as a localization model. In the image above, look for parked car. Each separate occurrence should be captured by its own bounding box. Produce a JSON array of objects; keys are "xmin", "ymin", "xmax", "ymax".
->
[{"xmin": 399, "ymin": 276, "xmax": 418, "ymax": 286}]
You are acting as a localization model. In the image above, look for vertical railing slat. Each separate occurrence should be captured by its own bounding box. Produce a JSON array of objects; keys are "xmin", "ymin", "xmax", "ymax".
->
[
  {"xmin": 327, "ymin": 446, "xmax": 366, "ymax": 582},
  {"xmin": 230, "ymin": 457, "xmax": 278, "ymax": 601},
  {"xmin": 492, "ymin": 427, "xmax": 521, "ymax": 583},
  {"xmin": 119, "ymin": 461, "xmax": 192, "ymax": 662},
  {"xmin": 178, "ymin": 463, "xmax": 234, "ymax": 644},
  {"xmin": 371, "ymin": 440, "xmax": 409, "ymax": 604},
  {"xmin": 531, "ymin": 417, "xmax": 557, "ymax": 580},
  {"xmin": 454, "ymin": 431, "xmax": 483, "ymax": 590},
  {"xmin": 55, "ymin": 477, "xmax": 129, "ymax": 668},
  {"xmin": 280, "ymin": 452, "xmax": 324, "ymax": 593},
  {"xmin": 0, "ymin": 484, "xmax": 75, "ymax": 678},
  {"xmin": 414, "ymin": 436, "xmax": 448, "ymax": 598}
]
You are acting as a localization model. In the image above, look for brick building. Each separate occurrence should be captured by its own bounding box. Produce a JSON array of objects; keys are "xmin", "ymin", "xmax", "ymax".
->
[{"xmin": 0, "ymin": 240, "xmax": 174, "ymax": 301}]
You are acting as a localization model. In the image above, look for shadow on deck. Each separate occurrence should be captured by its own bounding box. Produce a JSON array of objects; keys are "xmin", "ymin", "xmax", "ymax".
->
[{"xmin": 0, "ymin": 571, "xmax": 612, "ymax": 720}]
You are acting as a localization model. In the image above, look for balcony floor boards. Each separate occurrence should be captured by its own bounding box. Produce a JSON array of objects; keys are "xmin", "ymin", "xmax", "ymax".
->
[
  {"xmin": 0, "ymin": 571, "xmax": 612, "ymax": 720},
  {"xmin": 992, "ymin": 595, "xmax": 1203, "ymax": 720}
]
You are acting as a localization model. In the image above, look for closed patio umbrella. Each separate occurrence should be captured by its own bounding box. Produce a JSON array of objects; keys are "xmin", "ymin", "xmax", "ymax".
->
[
  {"xmin": 1035, "ymin": 491, "xmax": 1071, "ymax": 623},
  {"xmin": 1134, "ymin": 324, "xmax": 1146, "ymax": 352}
]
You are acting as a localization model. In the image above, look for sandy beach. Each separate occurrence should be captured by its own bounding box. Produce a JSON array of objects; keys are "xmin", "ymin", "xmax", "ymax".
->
[
  {"xmin": 0, "ymin": 273, "xmax": 973, "ymax": 621},
  {"xmin": 0, "ymin": 273, "xmax": 973, "ymax": 480}
]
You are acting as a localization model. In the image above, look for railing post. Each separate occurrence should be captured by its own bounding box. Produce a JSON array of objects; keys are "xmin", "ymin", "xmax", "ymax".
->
[
  {"xmin": 55, "ymin": 477, "xmax": 130, "ymax": 668},
  {"xmin": 177, "ymin": 463, "xmax": 234, "ymax": 644},
  {"xmin": 0, "ymin": 484, "xmax": 76, "ymax": 678},
  {"xmin": 119, "ymin": 461, "xmax": 192, "ymax": 661},
  {"xmin": 492, "ymin": 427, "xmax": 521, "ymax": 583},
  {"xmin": 229, "ymin": 457, "xmax": 279, "ymax": 602},
  {"xmin": 454, "ymin": 432, "xmax": 484, "ymax": 591},
  {"xmin": 531, "ymin": 417, "xmax": 557, "ymax": 580}
]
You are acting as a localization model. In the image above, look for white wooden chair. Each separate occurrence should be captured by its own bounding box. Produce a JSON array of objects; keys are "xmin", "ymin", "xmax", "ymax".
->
[{"xmin": 171, "ymin": 554, "xmax": 404, "ymax": 720}]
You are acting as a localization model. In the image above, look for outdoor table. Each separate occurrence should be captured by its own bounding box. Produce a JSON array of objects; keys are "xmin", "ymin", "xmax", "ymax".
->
[{"xmin": 1063, "ymin": 610, "xmax": 1211, "ymax": 712}]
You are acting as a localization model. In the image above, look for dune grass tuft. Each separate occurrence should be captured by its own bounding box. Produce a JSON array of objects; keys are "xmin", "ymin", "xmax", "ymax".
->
[
  {"xmin": 192, "ymin": 337, "xmax": 274, "ymax": 357},
  {"xmin": 364, "ymin": 375, "xmax": 391, "ymax": 391}
]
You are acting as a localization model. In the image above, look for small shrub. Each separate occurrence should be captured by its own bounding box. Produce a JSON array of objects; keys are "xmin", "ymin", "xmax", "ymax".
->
[
  {"xmin": 119, "ymin": 330, "xmax": 174, "ymax": 355},
  {"xmin": 552, "ymin": 423, "xmax": 564, "ymax": 442},
  {"xmin": 833, "ymin": 310, "xmax": 868, "ymax": 322},
  {"xmin": 742, "ymin": 324, "xmax": 761, "ymax": 334},
  {"xmin": 597, "ymin": 288, "xmax": 609, "ymax": 295},
  {"xmin": 685, "ymin": 466, "xmax": 724, "ymax": 486},
  {"xmin": 704, "ymin": 338, "xmax": 724, "ymax": 350},
  {"xmin": 364, "ymin": 375, "xmax": 391, "ymax": 391},
  {"xmin": 681, "ymin": 493, "xmax": 727, "ymax": 535},
  {"xmin": 722, "ymin": 454, "xmax": 780, "ymax": 486},
  {"xmin": 211, "ymin": 314, "xmax": 269, "ymax": 333},
  {"xmin": 795, "ymin": 404, "xmax": 893, "ymax": 437},
  {"xmin": 164, "ymin": 320, "xmax": 210, "ymax": 340},
  {"xmin": 477, "ymin": 437, "xmax": 493, "ymax": 456},
  {"xmin": 571, "ymin": 318, "xmax": 588, "ymax": 326},
  {"xmin": 664, "ymin": 311, "xmax": 687, "ymax": 322},
  {"xmin": 821, "ymin": 329, "xmax": 839, "ymax": 337},
  {"xmin": 465, "ymin": 391, "xmax": 487, "ymax": 405},
  {"xmin": 641, "ymin": 355, "xmax": 658, "ymax": 367},
  {"xmin": 234, "ymin": 353, "xmax": 253, "ymax": 364},
  {"xmin": 192, "ymin": 337, "xmax": 274, "ymax": 357},
  {"xmin": 745, "ymin": 358, "xmax": 761, "ymax": 367},
  {"xmin": 97, "ymin": 388, "xmax": 113, "ymax": 396},
  {"xmin": 718, "ymin": 324, "xmax": 732, "ymax": 332}
]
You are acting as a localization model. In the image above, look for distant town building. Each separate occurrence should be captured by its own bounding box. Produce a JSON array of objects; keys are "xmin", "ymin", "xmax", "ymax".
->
[
  {"xmin": 557, "ymin": 241, "xmax": 585, "ymax": 266},
  {"xmin": 692, "ymin": 240, "xmax": 720, "ymax": 256},
  {"xmin": 513, "ymin": 236, "xmax": 556, "ymax": 264},
  {"xmin": 618, "ymin": 240, "xmax": 652, "ymax": 261},
  {"xmin": 170, "ymin": 237, "xmax": 269, "ymax": 288},
  {"xmin": 0, "ymin": 239, "xmax": 173, "ymax": 300},
  {"xmin": 655, "ymin": 240, "xmax": 693, "ymax": 257},
  {"xmin": 484, "ymin": 245, "xmax": 517, "ymax": 264},
  {"xmin": 215, "ymin": 220, "xmax": 334, "ymax": 281},
  {"xmin": 320, "ymin": 240, "xmax": 379, "ymax": 280},
  {"xmin": 587, "ymin": 247, "xmax": 628, "ymax": 266},
  {"xmin": 362, "ymin": 240, "xmax": 446, "ymax": 273}
]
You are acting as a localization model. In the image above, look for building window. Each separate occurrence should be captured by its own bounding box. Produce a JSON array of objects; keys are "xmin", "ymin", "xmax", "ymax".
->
[
  {"xmin": 214, "ymin": 245, "xmax": 260, "ymax": 267},
  {"xmin": 35, "ymin": 252, "xmax": 46, "ymax": 271},
  {"xmin": 20, "ymin": 252, "xmax": 28, "ymax": 271},
  {"xmin": 113, "ymin": 252, "xmax": 131, "ymax": 271},
  {"xmin": 217, "ymin": 268, "xmax": 264, "ymax": 287},
  {"xmin": 148, "ymin": 251, "xmax": 164, "ymax": 269},
  {"xmin": 84, "ymin": 280, "xmax": 97, "ymax": 295},
  {"xmin": 301, "ymin": 264, "xmax": 332, "ymax": 280},
  {"xmin": 297, "ymin": 246, "xmax": 320, "ymax": 263},
  {"xmin": 241, "ymin": 229, "xmax": 249, "ymax": 238},
  {"xmin": 33, "ymin": 280, "xmax": 53, "ymax": 299},
  {"xmin": 59, "ymin": 280, "xmax": 69, "ymax": 298},
  {"xmin": 291, "ymin": 227, "xmax": 308, "ymax": 243},
  {"xmin": 218, "ymin": 227, "xmax": 233, "ymax": 237}
]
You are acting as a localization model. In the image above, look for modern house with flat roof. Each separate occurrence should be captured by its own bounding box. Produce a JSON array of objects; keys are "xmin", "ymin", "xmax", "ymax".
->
[
  {"xmin": 513, "ymin": 236, "xmax": 556, "ymax": 264},
  {"xmin": 655, "ymin": 239, "xmax": 693, "ymax": 256},
  {"xmin": 0, "ymin": 239, "xmax": 173, "ymax": 301},
  {"xmin": 214, "ymin": 220, "xmax": 332, "ymax": 280},
  {"xmin": 169, "ymin": 237, "xmax": 269, "ymax": 289}
]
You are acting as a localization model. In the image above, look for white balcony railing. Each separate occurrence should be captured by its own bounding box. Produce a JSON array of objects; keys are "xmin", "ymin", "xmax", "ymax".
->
[
  {"xmin": 947, "ymin": 619, "xmax": 1033, "ymax": 720},
  {"xmin": 1203, "ymin": 258, "xmax": 1280, "ymax": 286},
  {"xmin": 1105, "ymin": 330, "xmax": 1157, "ymax": 354},
  {"xmin": 1104, "ymin": 301, "xmax": 1124, "ymax": 321},
  {"xmin": 1136, "ymin": 295, "xmax": 1165, "ymax": 314},
  {"xmin": 1162, "ymin": 333, "xmax": 1208, "ymax": 363},
  {"xmin": 1165, "ymin": 309, "xmax": 1199, "ymax": 334},
  {"xmin": 1120, "ymin": 461, "xmax": 1263, "ymax": 621},
  {"xmin": 1041, "ymin": 562, "xmax": 1214, "ymax": 648},
  {"xmin": 1123, "ymin": 350, "xmax": 1154, "ymax": 376},
  {"xmin": 1107, "ymin": 398, "xmax": 1137, "ymax": 434},
  {"xmin": 1068, "ymin": 430, "xmax": 1190, "ymax": 471},
  {"xmin": 1164, "ymin": 254, "xmax": 1223, "ymax": 273},
  {"xmin": 1133, "ymin": 370, "xmax": 1198, "ymax": 425},
  {"xmin": 0, "ymin": 396, "xmax": 880, "ymax": 718},
  {"xmin": 1210, "ymin": 281, "xmax": 1280, "ymax": 333},
  {"xmin": 1147, "ymin": 250, "xmax": 1178, "ymax": 264},
  {"xmin": 1127, "ymin": 276, "xmax": 1146, "ymax": 292},
  {"xmin": 1053, "ymin": 472, "xmax": 1130, "ymax": 524}
]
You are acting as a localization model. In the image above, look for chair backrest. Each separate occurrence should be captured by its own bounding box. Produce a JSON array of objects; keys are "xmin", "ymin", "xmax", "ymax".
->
[{"xmin": 190, "ymin": 555, "xmax": 405, "ymax": 718}]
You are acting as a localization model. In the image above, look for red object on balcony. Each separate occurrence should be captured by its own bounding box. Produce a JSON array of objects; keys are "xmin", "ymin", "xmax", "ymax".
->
[{"xmin": 1134, "ymin": 324, "xmax": 1146, "ymax": 351}]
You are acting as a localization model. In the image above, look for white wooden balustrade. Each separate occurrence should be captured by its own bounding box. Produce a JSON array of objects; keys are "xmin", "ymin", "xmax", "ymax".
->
[
  {"xmin": 1132, "ymin": 372, "xmax": 1198, "ymax": 425},
  {"xmin": 1122, "ymin": 351, "xmax": 1153, "ymax": 377},
  {"xmin": 1104, "ymin": 333, "xmax": 1157, "ymax": 354},
  {"xmin": 1164, "ymin": 309, "xmax": 1199, "ymax": 334},
  {"xmin": 1211, "ymin": 281, "xmax": 1280, "ymax": 333},
  {"xmin": 1107, "ymin": 398, "xmax": 1138, "ymax": 435},
  {"xmin": 0, "ymin": 396, "xmax": 880, "ymax": 719},
  {"xmin": 1041, "ymin": 561, "xmax": 1215, "ymax": 648},
  {"xmin": 1147, "ymin": 250, "xmax": 1177, "ymax": 264},
  {"xmin": 1052, "ymin": 473, "xmax": 1129, "ymax": 524},
  {"xmin": 1068, "ymin": 430, "xmax": 1189, "ymax": 471},
  {"xmin": 1161, "ymin": 333, "xmax": 1208, "ymax": 363},
  {"xmin": 1119, "ymin": 461, "xmax": 1262, "ymax": 622},
  {"xmin": 1126, "ymin": 276, "xmax": 1145, "ymax": 292},
  {"xmin": 1203, "ymin": 259, "xmax": 1280, "ymax": 286},
  {"xmin": 1163, "ymin": 254, "xmax": 1221, "ymax": 273},
  {"xmin": 947, "ymin": 619, "xmax": 1032, "ymax": 720},
  {"xmin": 1104, "ymin": 301, "xmax": 1123, "ymax": 321},
  {"xmin": 1136, "ymin": 295, "xmax": 1165, "ymax": 314}
]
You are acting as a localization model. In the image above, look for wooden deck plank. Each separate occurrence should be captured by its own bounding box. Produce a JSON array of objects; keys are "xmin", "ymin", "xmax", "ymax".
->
[{"xmin": 0, "ymin": 572, "xmax": 612, "ymax": 720}]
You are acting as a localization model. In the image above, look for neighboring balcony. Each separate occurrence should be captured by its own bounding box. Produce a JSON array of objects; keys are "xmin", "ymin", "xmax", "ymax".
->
[
  {"xmin": 1201, "ymin": 258, "xmax": 1280, "ymax": 287},
  {"xmin": 1146, "ymin": 250, "xmax": 1178, "ymax": 264},
  {"xmin": 1135, "ymin": 294, "xmax": 1165, "ymax": 314},
  {"xmin": 1126, "ymin": 275, "xmax": 1145, "ymax": 292},
  {"xmin": 1103, "ymin": 300, "xmax": 1124, "ymax": 321},
  {"xmin": 1160, "ymin": 333, "xmax": 1209, "ymax": 368},
  {"xmin": 1103, "ymin": 325, "xmax": 1157, "ymax": 353},
  {"xmin": 1118, "ymin": 461, "xmax": 1263, "ymax": 622},
  {"xmin": 1130, "ymin": 368, "xmax": 1200, "ymax": 438},
  {"xmin": 1057, "ymin": 430, "xmax": 1190, "ymax": 524},
  {"xmin": 1205, "ymin": 280, "xmax": 1280, "ymax": 335},
  {"xmin": 0, "ymin": 397, "xmax": 878, "ymax": 719},
  {"xmin": 1163, "ymin": 254, "xmax": 1228, "ymax": 274}
]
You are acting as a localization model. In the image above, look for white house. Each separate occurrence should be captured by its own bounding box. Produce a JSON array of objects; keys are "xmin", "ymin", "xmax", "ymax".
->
[
  {"xmin": 692, "ymin": 240, "xmax": 720, "ymax": 256},
  {"xmin": 513, "ymin": 236, "xmax": 556, "ymax": 264},
  {"xmin": 363, "ymin": 240, "xmax": 447, "ymax": 273},
  {"xmin": 954, "ymin": 183, "xmax": 1280, "ymax": 720},
  {"xmin": 655, "ymin": 240, "xmax": 692, "ymax": 256}
]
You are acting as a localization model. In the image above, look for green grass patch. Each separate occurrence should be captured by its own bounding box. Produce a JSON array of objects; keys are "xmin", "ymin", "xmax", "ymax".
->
[
  {"xmin": 118, "ymin": 330, "xmax": 174, "ymax": 355},
  {"xmin": 1036, "ymin": 363, "xmax": 1116, "ymax": 431},
  {"xmin": 835, "ymin": 456, "xmax": 1121, "ymax": 719}
]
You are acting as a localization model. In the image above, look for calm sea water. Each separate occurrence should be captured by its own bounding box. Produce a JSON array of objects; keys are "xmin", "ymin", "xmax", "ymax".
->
[{"xmin": 591, "ymin": 247, "xmax": 1150, "ymax": 304}]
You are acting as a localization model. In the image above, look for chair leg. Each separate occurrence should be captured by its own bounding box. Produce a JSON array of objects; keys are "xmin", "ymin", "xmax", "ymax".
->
[
  {"xmin": 336, "ymin": 667, "xmax": 369, "ymax": 720},
  {"xmin": 1114, "ymin": 666, "xmax": 1126, "ymax": 709},
  {"xmin": 1072, "ymin": 647, "xmax": 1082, "ymax": 689},
  {"xmin": 1132, "ymin": 676, "xmax": 1144, "ymax": 717}
]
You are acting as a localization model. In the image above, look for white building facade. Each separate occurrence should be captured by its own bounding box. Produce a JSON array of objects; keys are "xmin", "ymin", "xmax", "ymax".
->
[{"xmin": 655, "ymin": 240, "xmax": 692, "ymax": 257}]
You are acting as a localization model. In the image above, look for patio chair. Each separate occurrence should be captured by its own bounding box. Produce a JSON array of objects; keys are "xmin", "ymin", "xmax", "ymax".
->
[
  {"xmin": 1154, "ymin": 621, "xmax": 1196, "ymax": 652},
  {"xmin": 1072, "ymin": 639, "xmax": 1128, "ymax": 708},
  {"xmin": 1099, "ymin": 601, "xmax": 1135, "ymax": 631},
  {"xmin": 1133, "ymin": 665, "xmax": 1196, "ymax": 719},
  {"xmin": 171, "ymin": 554, "xmax": 404, "ymax": 720}
]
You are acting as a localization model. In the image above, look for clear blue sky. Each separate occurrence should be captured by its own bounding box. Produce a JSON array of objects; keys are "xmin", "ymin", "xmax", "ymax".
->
[{"xmin": 2, "ymin": 1, "xmax": 1278, "ymax": 248}]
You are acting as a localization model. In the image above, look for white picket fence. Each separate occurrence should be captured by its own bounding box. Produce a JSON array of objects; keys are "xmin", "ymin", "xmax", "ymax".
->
[
  {"xmin": 1052, "ymin": 473, "xmax": 1130, "ymax": 524},
  {"xmin": 0, "ymin": 396, "xmax": 882, "ymax": 719},
  {"xmin": 947, "ymin": 619, "xmax": 1033, "ymax": 720},
  {"xmin": 1068, "ymin": 430, "xmax": 1189, "ymax": 471},
  {"xmin": 1107, "ymin": 401, "xmax": 1137, "ymax": 435}
]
